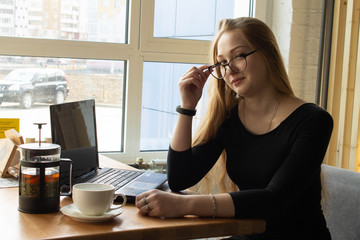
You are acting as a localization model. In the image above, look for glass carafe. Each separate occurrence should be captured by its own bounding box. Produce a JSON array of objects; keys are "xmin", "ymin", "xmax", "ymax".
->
[{"xmin": 18, "ymin": 143, "xmax": 72, "ymax": 213}]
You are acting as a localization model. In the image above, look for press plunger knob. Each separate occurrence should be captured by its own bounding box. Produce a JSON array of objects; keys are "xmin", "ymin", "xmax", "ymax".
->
[{"xmin": 34, "ymin": 123, "xmax": 47, "ymax": 146}]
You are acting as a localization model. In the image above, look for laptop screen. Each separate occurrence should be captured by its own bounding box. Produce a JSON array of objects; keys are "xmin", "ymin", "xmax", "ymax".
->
[{"xmin": 50, "ymin": 99, "xmax": 99, "ymax": 185}]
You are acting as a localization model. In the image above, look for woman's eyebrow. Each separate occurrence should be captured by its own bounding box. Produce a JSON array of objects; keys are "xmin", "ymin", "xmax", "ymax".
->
[{"xmin": 217, "ymin": 45, "xmax": 249, "ymax": 58}]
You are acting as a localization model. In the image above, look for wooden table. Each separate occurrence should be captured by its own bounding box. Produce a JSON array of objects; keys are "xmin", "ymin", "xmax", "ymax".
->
[{"xmin": 0, "ymin": 156, "xmax": 266, "ymax": 240}]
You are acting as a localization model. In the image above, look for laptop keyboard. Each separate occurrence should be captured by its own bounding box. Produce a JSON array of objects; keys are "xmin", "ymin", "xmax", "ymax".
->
[{"xmin": 90, "ymin": 168, "xmax": 143, "ymax": 191}]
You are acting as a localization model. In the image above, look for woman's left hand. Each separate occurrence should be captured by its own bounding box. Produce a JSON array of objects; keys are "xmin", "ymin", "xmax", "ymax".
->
[{"xmin": 135, "ymin": 189, "xmax": 187, "ymax": 218}]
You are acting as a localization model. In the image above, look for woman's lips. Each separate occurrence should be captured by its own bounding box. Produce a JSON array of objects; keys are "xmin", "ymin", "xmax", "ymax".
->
[{"xmin": 231, "ymin": 77, "xmax": 244, "ymax": 85}]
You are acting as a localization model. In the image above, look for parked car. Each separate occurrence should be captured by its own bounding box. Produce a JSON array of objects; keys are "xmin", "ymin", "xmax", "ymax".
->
[{"xmin": 0, "ymin": 68, "xmax": 69, "ymax": 109}]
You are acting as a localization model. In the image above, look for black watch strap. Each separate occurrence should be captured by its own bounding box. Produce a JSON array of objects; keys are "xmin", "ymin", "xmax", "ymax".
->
[{"xmin": 176, "ymin": 105, "xmax": 196, "ymax": 116}]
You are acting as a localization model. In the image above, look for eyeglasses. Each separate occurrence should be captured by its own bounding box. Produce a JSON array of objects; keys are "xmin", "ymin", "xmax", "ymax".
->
[{"xmin": 208, "ymin": 50, "xmax": 257, "ymax": 80}]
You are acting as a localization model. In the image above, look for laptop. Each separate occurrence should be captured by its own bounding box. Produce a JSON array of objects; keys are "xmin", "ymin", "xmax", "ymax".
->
[{"xmin": 50, "ymin": 99, "xmax": 167, "ymax": 203}]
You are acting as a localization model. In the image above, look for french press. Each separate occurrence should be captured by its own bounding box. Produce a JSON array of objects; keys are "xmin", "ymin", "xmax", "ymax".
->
[{"xmin": 18, "ymin": 123, "xmax": 72, "ymax": 214}]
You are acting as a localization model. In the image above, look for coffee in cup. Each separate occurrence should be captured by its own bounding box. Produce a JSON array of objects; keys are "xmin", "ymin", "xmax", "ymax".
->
[{"xmin": 72, "ymin": 183, "xmax": 126, "ymax": 216}]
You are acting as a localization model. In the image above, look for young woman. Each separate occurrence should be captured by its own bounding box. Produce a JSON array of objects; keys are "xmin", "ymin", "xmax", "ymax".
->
[{"xmin": 136, "ymin": 17, "xmax": 333, "ymax": 240}]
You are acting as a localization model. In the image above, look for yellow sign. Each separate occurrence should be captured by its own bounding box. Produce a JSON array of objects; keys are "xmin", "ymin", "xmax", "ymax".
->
[{"xmin": 0, "ymin": 119, "xmax": 20, "ymax": 139}]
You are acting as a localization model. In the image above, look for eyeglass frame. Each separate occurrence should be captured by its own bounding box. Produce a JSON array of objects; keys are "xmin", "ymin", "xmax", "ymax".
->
[{"xmin": 208, "ymin": 49, "xmax": 257, "ymax": 80}]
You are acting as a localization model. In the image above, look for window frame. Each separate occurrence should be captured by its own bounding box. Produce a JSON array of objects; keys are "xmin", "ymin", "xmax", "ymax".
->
[
  {"xmin": 0, "ymin": 0, "xmax": 262, "ymax": 164},
  {"xmin": 139, "ymin": 0, "xmax": 212, "ymax": 55}
]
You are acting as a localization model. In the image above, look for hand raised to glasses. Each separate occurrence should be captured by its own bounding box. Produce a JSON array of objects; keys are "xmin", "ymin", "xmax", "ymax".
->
[{"xmin": 179, "ymin": 65, "xmax": 211, "ymax": 110}]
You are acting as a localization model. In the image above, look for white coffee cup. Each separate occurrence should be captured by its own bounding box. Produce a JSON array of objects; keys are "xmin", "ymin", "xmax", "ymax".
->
[{"xmin": 72, "ymin": 183, "xmax": 127, "ymax": 216}]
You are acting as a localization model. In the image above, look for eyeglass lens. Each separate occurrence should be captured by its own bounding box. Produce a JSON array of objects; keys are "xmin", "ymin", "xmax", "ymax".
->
[
  {"xmin": 210, "ymin": 56, "xmax": 247, "ymax": 80},
  {"xmin": 209, "ymin": 50, "xmax": 256, "ymax": 80}
]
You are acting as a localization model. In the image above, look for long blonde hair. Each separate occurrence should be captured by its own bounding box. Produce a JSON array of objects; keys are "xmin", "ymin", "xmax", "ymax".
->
[{"xmin": 192, "ymin": 17, "xmax": 294, "ymax": 194}]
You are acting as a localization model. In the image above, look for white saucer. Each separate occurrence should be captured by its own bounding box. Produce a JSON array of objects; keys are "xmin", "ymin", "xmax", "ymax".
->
[{"xmin": 60, "ymin": 204, "xmax": 123, "ymax": 222}]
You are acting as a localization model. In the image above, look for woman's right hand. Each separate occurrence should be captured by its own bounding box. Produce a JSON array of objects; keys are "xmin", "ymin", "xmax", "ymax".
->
[{"xmin": 179, "ymin": 65, "xmax": 211, "ymax": 109}]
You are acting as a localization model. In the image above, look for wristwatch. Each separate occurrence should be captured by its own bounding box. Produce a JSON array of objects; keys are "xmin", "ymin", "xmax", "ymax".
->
[{"xmin": 176, "ymin": 105, "xmax": 196, "ymax": 116}]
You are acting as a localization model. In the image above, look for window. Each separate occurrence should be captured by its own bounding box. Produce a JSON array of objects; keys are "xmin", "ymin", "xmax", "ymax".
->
[
  {"xmin": 139, "ymin": 0, "xmax": 251, "ymax": 152},
  {"xmin": 140, "ymin": 62, "xmax": 207, "ymax": 151},
  {"xmin": 0, "ymin": 56, "xmax": 125, "ymax": 152},
  {"xmin": 0, "ymin": 0, "xmax": 259, "ymax": 163},
  {"xmin": 1, "ymin": 0, "xmax": 128, "ymax": 44},
  {"xmin": 154, "ymin": 0, "xmax": 250, "ymax": 41}
]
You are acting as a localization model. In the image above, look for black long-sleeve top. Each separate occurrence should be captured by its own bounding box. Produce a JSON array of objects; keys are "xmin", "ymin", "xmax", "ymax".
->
[{"xmin": 167, "ymin": 103, "xmax": 333, "ymax": 239}]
